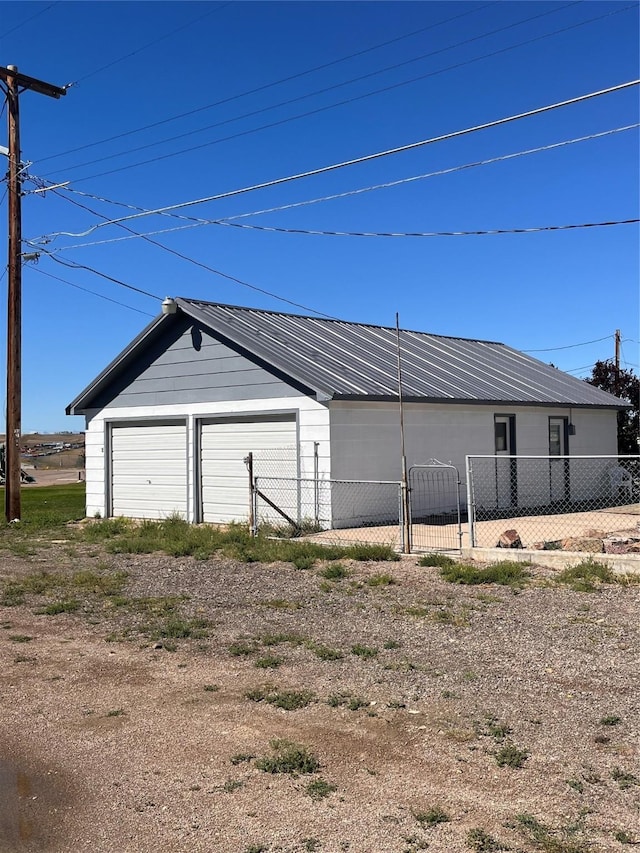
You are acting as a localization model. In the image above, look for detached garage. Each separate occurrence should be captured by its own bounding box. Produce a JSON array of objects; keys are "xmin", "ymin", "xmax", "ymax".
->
[{"xmin": 67, "ymin": 298, "xmax": 626, "ymax": 524}]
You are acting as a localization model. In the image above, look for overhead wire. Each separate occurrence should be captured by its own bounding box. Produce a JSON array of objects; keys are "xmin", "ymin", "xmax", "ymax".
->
[
  {"xmin": 44, "ymin": 3, "xmax": 636, "ymax": 185},
  {"xmin": 215, "ymin": 219, "xmax": 639, "ymax": 238},
  {"xmin": 41, "ymin": 1, "xmax": 581, "ymax": 176},
  {"xmin": 41, "ymin": 191, "xmax": 337, "ymax": 318},
  {"xmin": 523, "ymin": 335, "xmax": 614, "ymax": 353},
  {"xmin": 34, "ymin": 2, "xmax": 498, "ymax": 164},
  {"xmin": 28, "ymin": 266, "xmax": 155, "ymax": 317},
  {"xmin": 42, "ymin": 252, "xmax": 163, "ymax": 301},
  {"xmin": 71, "ymin": 2, "xmax": 232, "ymax": 85},
  {"xmin": 0, "ymin": 2, "xmax": 58, "ymax": 40},
  {"xmin": 31, "ymin": 79, "xmax": 640, "ymax": 243},
  {"xmin": 24, "ymin": 123, "xmax": 640, "ymax": 253}
]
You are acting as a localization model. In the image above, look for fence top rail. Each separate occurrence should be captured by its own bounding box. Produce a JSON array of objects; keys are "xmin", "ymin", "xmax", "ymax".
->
[
  {"xmin": 466, "ymin": 454, "xmax": 640, "ymax": 461},
  {"xmin": 254, "ymin": 476, "xmax": 402, "ymax": 486}
]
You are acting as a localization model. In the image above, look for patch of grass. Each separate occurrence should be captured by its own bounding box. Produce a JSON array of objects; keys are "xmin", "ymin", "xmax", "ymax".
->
[
  {"xmin": 403, "ymin": 606, "xmax": 431, "ymax": 617},
  {"xmin": 0, "ymin": 484, "xmax": 85, "ymax": 536},
  {"xmin": 106, "ymin": 708, "xmax": 124, "ymax": 717},
  {"xmin": 466, "ymin": 828, "xmax": 508, "ymax": 851},
  {"xmin": 476, "ymin": 716, "xmax": 512, "ymax": 742},
  {"xmin": 566, "ymin": 779, "xmax": 584, "ymax": 793},
  {"xmin": 203, "ymin": 684, "xmax": 219, "ymax": 692},
  {"xmin": 229, "ymin": 639, "xmax": 258, "ymax": 657},
  {"xmin": 230, "ymin": 753, "xmax": 255, "ymax": 765},
  {"xmin": 514, "ymin": 813, "xmax": 591, "ymax": 853},
  {"xmin": 255, "ymin": 738, "xmax": 320, "ymax": 774},
  {"xmin": 308, "ymin": 642, "xmax": 343, "ymax": 661},
  {"xmin": 611, "ymin": 767, "xmax": 638, "ymax": 789},
  {"xmin": 77, "ymin": 516, "xmax": 398, "ymax": 564},
  {"xmin": 383, "ymin": 639, "xmax": 401, "ymax": 649},
  {"xmin": 556, "ymin": 560, "xmax": 614, "ymax": 592},
  {"xmin": 600, "ymin": 714, "xmax": 621, "ymax": 726},
  {"xmin": 254, "ymin": 655, "xmax": 283, "ymax": 669},
  {"xmin": 8, "ymin": 634, "xmax": 33, "ymax": 642},
  {"xmin": 326, "ymin": 691, "xmax": 369, "ymax": 711},
  {"xmin": 351, "ymin": 643, "xmax": 378, "ymax": 659},
  {"xmin": 246, "ymin": 686, "xmax": 314, "ymax": 711},
  {"xmin": 418, "ymin": 553, "xmax": 455, "ymax": 567},
  {"xmin": 366, "ymin": 572, "xmax": 396, "ymax": 587},
  {"xmin": 495, "ymin": 742, "xmax": 528, "ymax": 769},
  {"xmin": 245, "ymin": 845, "xmax": 268, "ymax": 853},
  {"xmin": 149, "ymin": 616, "xmax": 208, "ymax": 640},
  {"xmin": 223, "ymin": 779, "xmax": 244, "ymax": 792},
  {"xmin": 306, "ymin": 778, "xmax": 337, "ymax": 801},
  {"xmin": 414, "ymin": 807, "xmax": 450, "ymax": 826},
  {"xmin": 431, "ymin": 607, "xmax": 469, "ymax": 627},
  {"xmin": 441, "ymin": 561, "xmax": 530, "ymax": 587},
  {"xmin": 38, "ymin": 599, "xmax": 80, "ymax": 615},
  {"xmin": 1, "ymin": 583, "xmax": 26, "ymax": 607},
  {"xmin": 614, "ymin": 831, "xmax": 635, "ymax": 845},
  {"xmin": 260, "ymin": 632, "xmax": 304, "ymax": 647},
  {"xmin": 320, "ymin": 563, "xmax": 349, "ymax": 580}
]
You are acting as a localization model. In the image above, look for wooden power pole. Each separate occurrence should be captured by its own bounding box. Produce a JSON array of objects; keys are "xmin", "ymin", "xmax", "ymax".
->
[
  {"xmin": 614, "ymin": 329, "xmax": 621, "ymax": 397},
  {"xmin": 0, "ymin": 65, "xmax": 66, "ymax": 521}
]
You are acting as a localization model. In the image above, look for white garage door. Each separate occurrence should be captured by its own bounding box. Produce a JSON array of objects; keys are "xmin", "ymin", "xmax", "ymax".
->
[
  {"xmin": 110, "ymin": 421, "xmax": 187, "ymax": 519},
  {"xmin": 200, "ymin": 415, "xmax": 297, "ymax": 523}
]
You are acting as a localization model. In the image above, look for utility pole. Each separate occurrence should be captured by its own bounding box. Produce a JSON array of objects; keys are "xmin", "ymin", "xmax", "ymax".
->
[
  {"xmin": 614, "ymin": 329, "xmax": 621, "ymax": 397},
  {"xmin": 0, "ymin": 65, "xmax": 66, "ymax": 522}
]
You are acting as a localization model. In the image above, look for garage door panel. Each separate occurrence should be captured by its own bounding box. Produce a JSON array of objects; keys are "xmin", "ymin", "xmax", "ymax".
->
[
  {"xmin": 200, "ymin": 416, "xmax": 297, "ymax": 523},
  {"xmin": 111, "ymin": 422, "xmax": 187, "ymax": 520}
]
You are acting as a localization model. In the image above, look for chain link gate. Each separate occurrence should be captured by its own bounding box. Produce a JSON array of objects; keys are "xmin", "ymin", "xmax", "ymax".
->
[{"xmin": 408, "ymin": 461, "xmax": 462, "ymax": 552}]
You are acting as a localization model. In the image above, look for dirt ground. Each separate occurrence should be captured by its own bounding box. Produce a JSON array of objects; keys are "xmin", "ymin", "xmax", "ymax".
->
[{"xmin": 0, "ymin": 545, "xmax": 638, "ymax": 853}]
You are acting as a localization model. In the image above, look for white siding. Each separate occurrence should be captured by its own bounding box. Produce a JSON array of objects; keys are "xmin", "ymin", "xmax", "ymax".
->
[
  {"xmin": 329, "ymin": 401, "xmax": 620, "ymax": 519},
  {"xmin": 110, "ymin": 422, "xmax": 187, "ymax": 519},
  {"xmin": 83, "ymin": 396, "xmax": 330, "ymax": 520}
]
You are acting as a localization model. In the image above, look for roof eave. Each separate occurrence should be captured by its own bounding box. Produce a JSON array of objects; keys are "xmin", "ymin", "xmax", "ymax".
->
[
  {"xmin": 329, "ymin": 393, "xmax": 630, "ymax": 409},
  {"xmin": 66, "ymin": 312, "xmax": 169, "ymax": 415}
]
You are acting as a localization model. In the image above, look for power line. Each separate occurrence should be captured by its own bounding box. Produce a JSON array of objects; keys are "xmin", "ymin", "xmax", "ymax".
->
[
  {"xmin": 43, "ymin": 193, "xmax": 337, "ymax": 318},
  {"xmin": 25, "ymin": 123, "xmax": 640, "ymax": 253},
  {"xmin": 43, "ymin": 252, "xmax": 162, "ymax": 301},
  {"xmin": 28, "ymin": 266, "xmax": 154, "ymax": 316},
  {"xmin": 0, "ymin": 2, "xmax": 58, "ymax": 40},
  {"xmin": 33, "ymin": 78, "xmax": 640, "ymax": 243},
  {"xmin": 523, "ymin": 335, "xmax": 614, "ymax": 353},
  {"xmin": 46, "ymin": 3, "xmax": 636, "ymax": 185},
  {"xmin": 215, "ymin": 218, "xmax": 639, "ymax": 238},
  {"xmin": 42, "ymin": 1, "xmax": 580, "ymax": 177},
  {"xmin": 34, "ymin": 2, "xmax": 498, "ymax": 165},
  {"xmin": 72, "ymin": 2, "xmax": 232, "ymax": 85}
]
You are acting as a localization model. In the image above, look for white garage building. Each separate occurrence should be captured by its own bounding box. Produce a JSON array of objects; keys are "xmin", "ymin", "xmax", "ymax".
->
[{"xmin": 67, "ymin": 299, "xmax": 626, "ymax": 524}]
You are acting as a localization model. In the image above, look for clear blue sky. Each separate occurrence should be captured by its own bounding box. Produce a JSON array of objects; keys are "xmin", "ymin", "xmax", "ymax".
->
[{"xmin": 0, "ymin": 0, "xmax": 638, "ymax": 433}]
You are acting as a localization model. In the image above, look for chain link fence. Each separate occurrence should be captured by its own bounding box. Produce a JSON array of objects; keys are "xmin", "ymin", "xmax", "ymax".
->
[
  {"xmin": 253, "ymin": 476, "xmax": 403, "ymax": 548},
  {"xmin": 466, "ymin": 455, "xmax": 640, "ymax": 553}
]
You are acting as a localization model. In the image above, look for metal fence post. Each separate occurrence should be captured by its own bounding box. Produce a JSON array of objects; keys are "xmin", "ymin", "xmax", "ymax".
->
[{"xmin": 465, "ymin": 456, "xmax": 475, "ymax": 548}]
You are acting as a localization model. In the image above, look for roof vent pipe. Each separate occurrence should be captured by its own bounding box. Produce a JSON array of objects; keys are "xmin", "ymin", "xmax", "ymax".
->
[{"xmin": 162, "ymin": 297, "xmax": 177, "ymax": 315}]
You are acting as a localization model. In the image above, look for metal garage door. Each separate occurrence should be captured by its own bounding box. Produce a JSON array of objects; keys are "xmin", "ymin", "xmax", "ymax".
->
[
  {"xmin": 200, "ymin": 414, "xmax": 297, "ymax": 523},
  {"xmin": 110, "ymin": 421, "xmax": 187, "ymax": 519}
]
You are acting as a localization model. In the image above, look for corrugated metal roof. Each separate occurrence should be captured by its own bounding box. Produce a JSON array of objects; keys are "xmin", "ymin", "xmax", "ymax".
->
[{"xmin": 177, "ymin": 299, "xmax": 627, "ymax": 408}]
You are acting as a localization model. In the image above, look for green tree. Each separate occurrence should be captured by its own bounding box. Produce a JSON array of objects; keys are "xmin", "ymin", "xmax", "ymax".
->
[{"xmin": 586, "ymin": 361, "xmax": 639, "ymax": 453}]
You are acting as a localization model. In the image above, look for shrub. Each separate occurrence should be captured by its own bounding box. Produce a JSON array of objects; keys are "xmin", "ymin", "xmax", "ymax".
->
[
  {"xmin": 557, "ymin": 560, "xmax": 614, "ymax": 592},
  {"xmin": 255, "ymin": 739, "xmax": 320, "ymax": 774},
  {"xmin": 441, "ymin": 561, "xmax": 529, "ymax": 587}
]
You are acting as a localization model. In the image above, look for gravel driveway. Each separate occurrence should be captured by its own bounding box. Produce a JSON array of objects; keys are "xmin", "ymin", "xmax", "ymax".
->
[{"xmin": 0, "ymin": 545, "xmax": 638, "ymax": 852}]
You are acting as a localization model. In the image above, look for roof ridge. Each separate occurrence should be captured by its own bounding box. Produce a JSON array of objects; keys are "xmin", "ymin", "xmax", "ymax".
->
[{"xmin": 177, "ymin": 298, "xmax": 505, "ymax": 346}]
